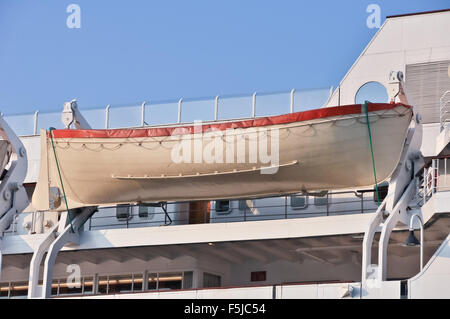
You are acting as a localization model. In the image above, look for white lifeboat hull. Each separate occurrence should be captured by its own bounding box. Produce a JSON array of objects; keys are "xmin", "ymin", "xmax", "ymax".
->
[{"xmin": 32, "ymin": 103, "xmax": 413, "ymax": 210}]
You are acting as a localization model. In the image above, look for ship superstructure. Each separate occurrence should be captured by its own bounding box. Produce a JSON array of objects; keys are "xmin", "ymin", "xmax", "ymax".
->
[{"xmin": 0, "ymin": 9, "xmax": 449, "ymax": 299}]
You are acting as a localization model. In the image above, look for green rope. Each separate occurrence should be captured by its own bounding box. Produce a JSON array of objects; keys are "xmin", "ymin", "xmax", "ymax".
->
[
  {"xmin": 49, "ymin": 128, "xmax": 74, "ymax": 232},
  {"xmin": 363, "ymin": 101, "xmax": 380, "ymax": 205}
]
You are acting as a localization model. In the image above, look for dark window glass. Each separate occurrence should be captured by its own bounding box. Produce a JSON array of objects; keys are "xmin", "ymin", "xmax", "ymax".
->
[
  {"xmin": 83, "ymin": 277, "xmax": 94, "ymax": 294},
  {"xmin": 147, "ymin": 273, "xmax": 157, "ymax": 290},
  {"xmin": 133, "ymin": 274, "xmax": 143, "ymax": 292},
  {"xmin": 107, "ymin": 275, "xmax": 133, "ymax": 294},
  {"xmin": 97, "ymin": 276, "xmax": 109, "ymax": 294},
  {"xmin": 0, "ymin": 282, "xmax": 9, "ymax": 298},
  {"xmin": 158, "ymin": 272, "xmax": 182, "ymax": 290},
  {"xmin": 51, "ymin": 279, "xmax": 59, "ymax": 296},
  {"xmin": 116, "ymin": 204, "xmax": 131, "ymax": 220},
  {"xmin": 251, "ymin": 271, "xmax": 266, "ymax": 282},
  {"xmin": 58, "ymin": 278, "xmax": 82, "ymax": 295},
  {"xmin": 314, "ymin": 194, "xmax": 330, "ymax": 206},
  {"xmin": 290, "ymin": 195, "xmax": 307, "ymax": 208},
  {"xmin": 9, "ymin": 282, "xmax": 28, "ymax": 298},
  {"xmin": 215, "ymin": 200, "xmax": 230, "ymax": 212},
  {"xmin": 374, "ymin": 182, "xmax": 389, "ymax": 203}
]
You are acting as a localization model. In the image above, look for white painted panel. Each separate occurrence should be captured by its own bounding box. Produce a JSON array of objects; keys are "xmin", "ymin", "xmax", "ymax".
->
[
  {"xmin": 197, "ymin": 286, "xmax": 273, "ymax": 299},
  {"xmin": 409, "ymin": 235, "xmax": 450, "ymax": 298}
]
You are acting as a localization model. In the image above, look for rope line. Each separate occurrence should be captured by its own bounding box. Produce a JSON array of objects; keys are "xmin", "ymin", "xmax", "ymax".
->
[
  {"xmin": 49, "ymin": 128, "xmax": 74, "ymax": 232},
  {"xmin": 364, "ymin": 101, "xmax": 380, "ymax": 205}
]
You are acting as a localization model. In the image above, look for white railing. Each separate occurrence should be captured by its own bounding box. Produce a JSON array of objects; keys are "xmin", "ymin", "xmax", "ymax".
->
[
  {"xmin": 421, "ymin": 157, "xmax": 450, "ymax": 205},
  {"xmin": 2, "ymin": 87, "xmax": 332, "ymax": 136},
  {"xmin": 440, "ymin": 90, "xmax": 450, "ymax": 132}
]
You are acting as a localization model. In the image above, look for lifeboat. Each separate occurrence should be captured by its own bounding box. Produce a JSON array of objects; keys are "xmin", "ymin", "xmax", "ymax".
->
[{"xmin": 32, "ymin": 102, "xmax": 413, "ymax": 211}]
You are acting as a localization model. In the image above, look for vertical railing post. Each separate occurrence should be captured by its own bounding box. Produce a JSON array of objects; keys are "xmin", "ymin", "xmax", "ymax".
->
[
  {"xmin": 432, "ymin": 159, "xmax": 436, "ymax": 193},
  {"xmin": 445, "ymin": 158, "xmax": 448, "ymax": 187},
  {"xmin": 423, "ymin": 167, "xmax": 427, "ymax": 203},
  {"xmin": 33, "ymin": 111, "xmax": 39, "ymax": 135},
  {"xmin": 326, "ymin": 193, "xmax": 329, "ymax": 216},
  {"xmin": 177, "ymin": 98, "xmax": 183, "ymax": 124},
  {"xmin": 284, "ymin": 196, "xmax": 288, "ymax": 219},
  {"xmin": 203, "ymin": 204, "xmax": 206, "ymax": 224},
  {"xmin": 252, "ymin": 92, "xmax": 256, "ymax": 118},
  {"xmin": 141, "ymin": 101, "xmax": 146, "ymax": 127},
  {"xmin": 214, "ymin": 96, "xmax": 219, "ymax": 121},
  {"xmin": 361, "ymin": 193, "xmax": 364, "ymax": 213},
  {"xmin": 105, "ymin": 105, "xmax": 110, "ymax": 129},
  {"xmin": 290, "ymin": 89, "xmax": 295, "ymax": 113}
]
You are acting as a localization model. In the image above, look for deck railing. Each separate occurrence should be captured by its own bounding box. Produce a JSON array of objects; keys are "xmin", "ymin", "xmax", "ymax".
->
[
  {"xmin": 420, "ymin": 156, "xmax": 450, "ymax": 205},
  {"xmin": 2, "ymin": 87, "xmax": 332, "ymax": 136},
  {"xmin": 83, "ymin": 189, "xmax": 379, "ymax": 231}
]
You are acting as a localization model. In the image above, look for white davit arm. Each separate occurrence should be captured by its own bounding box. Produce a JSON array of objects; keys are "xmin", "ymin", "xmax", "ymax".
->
[
  {"xmin": 61, "ymin": 99, "xmax": 92, "ymax": 129},
  {"xmin": 0, "ymin": 114, "xmax": 29, "ymax": 237}
]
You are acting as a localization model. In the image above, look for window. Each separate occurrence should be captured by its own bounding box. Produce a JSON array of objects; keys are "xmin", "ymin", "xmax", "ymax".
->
[
  {"xmin": 290, "ymin": 195, "xmax": 308, "ymax": 209},
  {"xmin": 203, "ymin": 273, "xmax": 221, "ymax": 288},
  {"xmin": 51, "ymin": 279, "xmax": 59, "ymax": 296},
  {"xmin": 314, "ymin": 193, "xmax": 330, "ymax": 206},
  {"xmin": 97, "ymin": 276, "xmax": 109, "ymax": 294},
  {"xmin": 133, "ymin": 273, "xmax": 144, "ymax": 292},
  {"xmin": 147, "ymin": 273, "xmax": 158, "ymax": 290},
  {"xmin": 354, "ymin": 81, "xmax": 388, "ymax": 104},
  {"xmin": 107, "ymin": 274, "xmax": 133, "ymax": 294},
  {"xmin": 374, "ymin": 182, "xmax": 389, "ymax": 203},
  {"xmin": 158, "ymin": 272, "xmax": 182, "ymax": 290},
  {"xmin": 0, "ymin": 282, "xmax": 9, "ymax": 298},
  {"xmin": 116, "ymin": 204, "xmax": 131, "ymax": 221},
  {"xmin": 83, "ymin": 276, "xmax": 94, "ymax": 294},
  {"xmin": 9, "ymin": 281, "xmax": 28, "ymax": 298},
  {"xmin": 138, "ymin": 205, "xmax": 154, "ymax": 219},
  {"xmin": 215, "ymin": 200, "xmax": 230, "ymax": 213},
  {"xmin": 251, "ymin": 271, "xmax": 266, "ymax": 282}
]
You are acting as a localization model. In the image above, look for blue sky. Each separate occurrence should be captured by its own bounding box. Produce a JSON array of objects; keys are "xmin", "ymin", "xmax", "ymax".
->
[{"xmin": 0, "ymin": 0, "xmax": 448, "ymax": 115}]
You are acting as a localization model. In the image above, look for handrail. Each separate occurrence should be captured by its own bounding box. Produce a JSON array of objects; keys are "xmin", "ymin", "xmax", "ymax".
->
[{"xmin": 3, "ymin": 87, "xmax": 333, "ymax": 137}]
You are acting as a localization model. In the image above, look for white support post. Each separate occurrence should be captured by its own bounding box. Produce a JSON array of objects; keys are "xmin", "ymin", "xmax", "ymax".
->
[
  {"xmin": 141, "ymin": 101, "xmax": 146, "ymax": 127},
  {"xmin": 27, "ymin": 223, "xmax": 59, "ymax": 298},
  {"xmin": 252, "ymin": 92, "xmax": 256, "ymax": 118},
  {"xmin": 361, "ymin": 197, "xmax": 387, "ymax": 284},
  {"xmin": 290, "ymin": 89, "xmax": 295, "ymax": 113},
  {"xmin": 214, "ymin": 96, "xmax": 219, "ymax": 121},
  {"xmin": 378, "ymin": 180, "xmax": 417, "ymax": 281},
  {"xmin": 28, "ymin": 207, "xmax": 97, "ymax": 298},
  {"xmin": 178, "ymin": 98, "xmax": 183, "ymax": 124},
  {"xmin": 33, "ymin": 111, "xmax": 39, "ymax": 135},
  {"xmin": 105, "ymin": 105, "xmax": 110, "ymax": 129}
]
